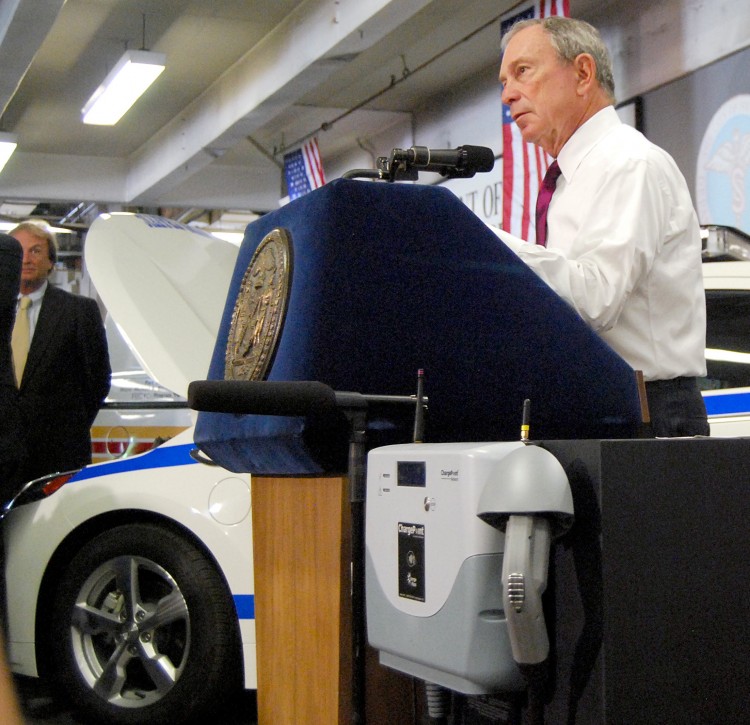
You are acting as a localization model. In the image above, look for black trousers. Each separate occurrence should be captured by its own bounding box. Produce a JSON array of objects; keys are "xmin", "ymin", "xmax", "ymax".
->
[{"xmin": 645, "ymin": 377, "xmax": 710, "ymax": 437}]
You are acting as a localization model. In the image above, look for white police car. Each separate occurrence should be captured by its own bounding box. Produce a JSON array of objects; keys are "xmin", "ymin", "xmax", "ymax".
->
[{"xmin": 2, "ymin": 214, "xmax": 254, "ymax": 725}]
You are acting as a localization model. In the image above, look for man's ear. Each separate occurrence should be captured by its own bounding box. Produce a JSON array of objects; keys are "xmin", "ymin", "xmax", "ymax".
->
[{"xmin": 574, "ymin": 53, "xmax": 597, "ymax": 95}]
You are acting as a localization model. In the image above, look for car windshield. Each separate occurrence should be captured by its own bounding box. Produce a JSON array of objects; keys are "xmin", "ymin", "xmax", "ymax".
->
[{"xmin": 703, "ymin": 290, "xmax": 750, "ymax": 390}]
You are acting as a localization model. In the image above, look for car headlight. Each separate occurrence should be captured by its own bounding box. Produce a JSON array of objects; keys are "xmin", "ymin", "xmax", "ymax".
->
[{"xmin": 1, "ymin": 469, "xmax": 81, "ymax": 519}]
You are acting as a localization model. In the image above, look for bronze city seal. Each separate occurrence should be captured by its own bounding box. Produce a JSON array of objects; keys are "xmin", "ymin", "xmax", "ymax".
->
[{"xmin": 224, "ymin": 227, "xmax": 292, "ymax": 381}]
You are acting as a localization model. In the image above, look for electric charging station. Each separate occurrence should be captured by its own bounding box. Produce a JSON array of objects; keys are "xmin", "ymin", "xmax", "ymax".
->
[{"xmin": 365, "ymin": 440, "xmax": 573, "ymax": 722}]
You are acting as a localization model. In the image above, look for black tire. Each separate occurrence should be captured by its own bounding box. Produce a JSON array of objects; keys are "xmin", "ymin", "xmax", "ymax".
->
[{"xmin": 48, "ymin": 522, "xmax": 242, "ymax": 725}]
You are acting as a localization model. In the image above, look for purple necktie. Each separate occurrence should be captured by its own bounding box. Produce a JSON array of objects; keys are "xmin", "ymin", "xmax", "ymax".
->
[{"xmin": 535, "ymin": 160, "xmax": 562, "ymax": 246}]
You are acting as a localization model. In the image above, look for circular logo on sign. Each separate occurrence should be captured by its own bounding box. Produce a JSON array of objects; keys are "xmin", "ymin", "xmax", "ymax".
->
[
  {"xmin": 696, "ymin": 94, "xmax": 750, "ymax": 232},
  {"xmin": 224, "ymin": 228, "xmax": 292, "ymax": 381}
]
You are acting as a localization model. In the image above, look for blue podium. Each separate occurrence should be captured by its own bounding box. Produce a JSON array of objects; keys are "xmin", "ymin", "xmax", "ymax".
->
[{"xmin": 195, "ymin": 178, "xmax": 642, "ymax": 474}]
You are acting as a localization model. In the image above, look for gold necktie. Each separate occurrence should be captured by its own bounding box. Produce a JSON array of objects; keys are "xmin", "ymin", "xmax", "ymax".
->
[{"xmin": 11, "ymin": 296, "xmax": 31, "ymax": 386}]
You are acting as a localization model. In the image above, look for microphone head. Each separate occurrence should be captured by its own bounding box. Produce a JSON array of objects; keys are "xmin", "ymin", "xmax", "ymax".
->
[{"xmin": 460, "ymin": 145, "xmax": 495, "ymax": 173}]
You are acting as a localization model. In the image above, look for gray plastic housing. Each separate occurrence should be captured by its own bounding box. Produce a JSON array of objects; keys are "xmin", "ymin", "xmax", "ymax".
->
[
  {"xmin": 366, "ymin": 549, "xmax": 525, "ymax": 695},
  {"xmin": 365, "ymin": 441, "xmax": 573, "ymax": 694}
]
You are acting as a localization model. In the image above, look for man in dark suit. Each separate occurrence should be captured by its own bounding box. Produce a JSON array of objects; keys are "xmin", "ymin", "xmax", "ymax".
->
[{"xmin": 10, "ymin": 221, "xmax": 110, "ymax": 482}]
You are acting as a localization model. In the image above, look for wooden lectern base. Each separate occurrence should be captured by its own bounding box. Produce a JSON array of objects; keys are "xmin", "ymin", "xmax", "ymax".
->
[{"xmin": 252, "ymin": 475, "xmax": 417, "ymax": 725}]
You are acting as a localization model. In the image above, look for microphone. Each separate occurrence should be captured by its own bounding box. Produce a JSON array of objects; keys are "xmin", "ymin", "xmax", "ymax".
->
[
  {"xmin": 188, "ymin": 380, "xmax": 339, "ymax": 417},
  {"xmin": 188, "ymin": 379, "xmax": 419, "ymax": 418},
  {"xmin": 389, "ymin": 144, "xmax": 495, "ymax": 178}
]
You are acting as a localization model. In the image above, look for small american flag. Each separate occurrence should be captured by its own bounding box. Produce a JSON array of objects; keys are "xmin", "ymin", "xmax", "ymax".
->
[
  {"xmin": 501, "ymin": 0, "xmax": 569, "ymax": 241},
  {"xmin": 283, "ymin": 137, "xmax": 326, "ymax": 201}
]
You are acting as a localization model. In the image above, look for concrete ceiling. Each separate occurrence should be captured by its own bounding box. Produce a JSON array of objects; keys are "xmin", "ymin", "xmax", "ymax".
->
[{"xmin": 0, "ymin": 0, "xmax": 607, "ymax": 226}]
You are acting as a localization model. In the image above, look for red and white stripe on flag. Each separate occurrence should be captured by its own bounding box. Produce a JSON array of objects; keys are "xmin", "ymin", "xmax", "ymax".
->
[
  {"xmin": 501, "ymin": 0, "xmax": 569, "ymax": 241},
  {"xmin": 302, "ymin": 137, "xmax": 326, "ymax": 189}
]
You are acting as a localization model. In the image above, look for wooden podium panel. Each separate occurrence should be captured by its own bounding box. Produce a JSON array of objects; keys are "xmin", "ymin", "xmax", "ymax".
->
[
  {"xmin": 253, "ymin": 475, "xmax": 352, "ymax": 724},
  {"xmin": 252, "ymin": 476, "xmax": 419, "ymax": 724}
]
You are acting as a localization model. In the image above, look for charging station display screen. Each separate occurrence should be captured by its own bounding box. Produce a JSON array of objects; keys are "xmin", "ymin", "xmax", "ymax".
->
[{"xmin": 397, "ymin": 461, "xmax": 425, "ymax": 487}]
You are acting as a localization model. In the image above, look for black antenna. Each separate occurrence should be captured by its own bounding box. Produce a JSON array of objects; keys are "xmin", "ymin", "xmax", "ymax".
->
[
  {"xmin": 520, "ymin": 398, "xmax": 531, "ymax": 441},
  {"xmin": 413, "ymin": 369, "xmax": 426, "ymax": 443}
]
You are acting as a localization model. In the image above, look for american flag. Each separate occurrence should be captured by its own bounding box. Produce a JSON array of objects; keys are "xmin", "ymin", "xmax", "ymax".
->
[
  {"xmin": 283, "ymin": 137, "xmax": 326, "ymax": 201},
  {"xmin": 501, "ymin": 0, "xmax": 569, "ymax": 241}
]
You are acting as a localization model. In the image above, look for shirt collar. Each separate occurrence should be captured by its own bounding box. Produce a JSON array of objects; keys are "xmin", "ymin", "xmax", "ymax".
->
[
  {"xmin": 18, "ymin": 280, "xmax": 48, "ymax": 304},
  {"xmin": 556, "ymin": 105, "xmax": 620, "ymax": 182}
]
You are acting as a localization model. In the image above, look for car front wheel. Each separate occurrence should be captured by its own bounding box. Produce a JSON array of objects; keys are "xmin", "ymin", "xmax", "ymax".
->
[{"xmin": 49, "ymin": 522, "xmax": 242, "ymax": 724}]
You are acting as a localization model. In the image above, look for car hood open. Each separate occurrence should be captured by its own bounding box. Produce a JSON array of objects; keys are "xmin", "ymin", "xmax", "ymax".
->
[{"xmin": 85, "ymin": 213, "xmax": 240, "ymax": 399}]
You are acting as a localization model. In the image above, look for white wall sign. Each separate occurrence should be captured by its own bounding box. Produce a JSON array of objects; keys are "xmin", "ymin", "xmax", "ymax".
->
[{"xmin": 434, "ymin": 163, "xmax": 503, "ymax": 228}]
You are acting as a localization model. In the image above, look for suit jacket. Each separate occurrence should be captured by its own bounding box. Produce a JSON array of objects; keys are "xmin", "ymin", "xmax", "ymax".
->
[
  {"xmin": 0, "ymin": 236, "xmax": 24, "ymax": 501},
  {"xmin": 17, "ymin": 284, "xmax": 111, "ymax": 482}
]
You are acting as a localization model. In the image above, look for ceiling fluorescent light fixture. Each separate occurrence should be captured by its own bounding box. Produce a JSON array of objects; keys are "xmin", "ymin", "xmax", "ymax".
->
[
  {"xmin": 82, "ymin": 49, "xmax": 166, "ymax": 125},
  {"xmin": 0, "ymin": 133, "xmax": 17, "ymax": 173}
]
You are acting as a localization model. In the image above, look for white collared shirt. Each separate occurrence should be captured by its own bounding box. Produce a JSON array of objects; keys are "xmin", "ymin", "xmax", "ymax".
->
[{"xmin": 496, "ymin": 106, "xmax": 706, "ymax": 382}]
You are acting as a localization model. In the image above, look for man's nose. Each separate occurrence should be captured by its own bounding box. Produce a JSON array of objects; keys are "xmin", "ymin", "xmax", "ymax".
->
[{"xmin": 500, "ymin": 80, "xmax": 516, "ymax": 106}]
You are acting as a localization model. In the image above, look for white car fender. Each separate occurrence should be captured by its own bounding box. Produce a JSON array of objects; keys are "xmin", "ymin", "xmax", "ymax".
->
[{"xmin": 4, "ymin": 430, "xmax": 256, "ymax": 687}]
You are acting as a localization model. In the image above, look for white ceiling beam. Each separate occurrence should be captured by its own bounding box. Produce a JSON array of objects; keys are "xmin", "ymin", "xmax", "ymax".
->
[
  {"xmin": 0, "ymin": 0, "xmax": 64, "ymax": 117},
  {"xmin": 0, "ymin": 151, "xmax": 127, "ymax": 201}
]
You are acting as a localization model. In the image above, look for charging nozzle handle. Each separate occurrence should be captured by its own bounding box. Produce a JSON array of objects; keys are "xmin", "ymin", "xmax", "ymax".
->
[{"xmin": 502, "ymin": 515, "xmax": 552, "ymax": 665}]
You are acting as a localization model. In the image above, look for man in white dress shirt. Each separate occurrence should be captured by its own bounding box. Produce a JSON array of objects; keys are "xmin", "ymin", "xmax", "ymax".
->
[{"xmin": 497, "ymin": 17, "xmax": 709, "ymax": 437}]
